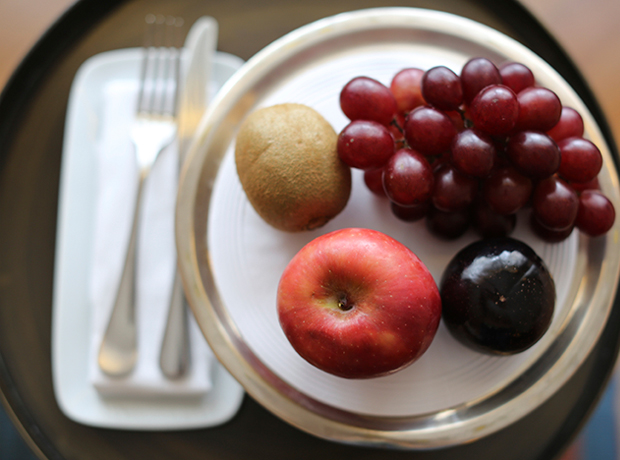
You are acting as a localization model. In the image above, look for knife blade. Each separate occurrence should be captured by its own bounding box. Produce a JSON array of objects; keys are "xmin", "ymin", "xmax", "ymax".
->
[{"xmin": 159, "ymin": 16, "xmax": 218, "ymax": 379}]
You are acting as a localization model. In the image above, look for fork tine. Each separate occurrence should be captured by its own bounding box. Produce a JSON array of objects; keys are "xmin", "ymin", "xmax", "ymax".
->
[
  {"xmin": 139, "ymin": 15, "xmax": 184, "ymax": 118},
  {"xmin": 135, "ymin": 14, "xmax": 156, "ymax": 115}
]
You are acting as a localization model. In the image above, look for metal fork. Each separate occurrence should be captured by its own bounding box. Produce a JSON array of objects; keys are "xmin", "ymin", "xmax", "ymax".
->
[{"xmin": 98, "ymin": 14, "xmax": 183, "ymax": 377}]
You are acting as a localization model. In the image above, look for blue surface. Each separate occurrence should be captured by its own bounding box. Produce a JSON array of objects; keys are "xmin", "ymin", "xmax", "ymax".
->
[
  {"xmin": 0, "ymin": 405, "xmax": 38, "ymax": 460},
  {"xmin": 582, "ymin": 375, "xmax": 617, "ymax": 459}
]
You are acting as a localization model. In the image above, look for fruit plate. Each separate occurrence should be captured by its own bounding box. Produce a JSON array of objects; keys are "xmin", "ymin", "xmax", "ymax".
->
[{"xmin": 176, "ymin": 7, "xmax": 620, "ymax": 449}]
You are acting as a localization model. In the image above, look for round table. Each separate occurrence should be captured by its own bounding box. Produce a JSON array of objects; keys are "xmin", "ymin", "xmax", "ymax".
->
[{"xmin": 1, "ymin": 0, "xmax": 619, "ymax": 459}]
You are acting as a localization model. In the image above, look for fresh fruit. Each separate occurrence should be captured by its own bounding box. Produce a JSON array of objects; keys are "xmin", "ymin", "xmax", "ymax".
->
[
  {"xmin": 532, "ymin": 176, "xmax": 579, "ymax": 231},
  {"xmin": 431, "ymin": 163, "xmax": 478, "ymax": 212},
  {"xmin": 451, "ymin": 128, "xmax": 496, "ymax": 178},
  {"xmin": 547, "ymin": 106, "xmax": 584, "ymax": 142},
  {"xmin": 506, "ymin": 131, "xmax": 560, "ymax": 180},
  {"xmin": 482, "ymin": 166, "xmax": 533, "ymax": 215},
  {"xmin": 469, "ymin": 84, "xmax": 519, "ymax": 136},
  {"xmin": 499, "ymin": 61, "xmax": 535, "ymax": 94},
  {"xmin": 515, "ymin": 86, "xmax": 562, "ymax": 132},
  {"xmin": 235, "ymin": 103, "xmax": 351, "ymax": 232},
  {"xmin": 472, "ymin": 199, "xmax": 517, "ymax": 239},
  {"xmin": 336, "ymin": 56, "xmax": 615, "ymax": 241},
  {"xmin": 440, "ymin": 238, "xmax": 555, "ymax": 355},
  {"xmin": 421, "ymin": 66, "xmax": 463, "ymax": 111},
  {"xmin": 404, "ymin": 106, "xmax": 457, "ymax": 155},
  {"xmin": 340, "ymin": 76, "xmax": 397, "ymax": 126},
  {"xmin": 390, "ymin": 68, "xmax": 425, "ymax": 113},
  {"xmin": 382, "ymin": 148, "xmax": 434, "ymax": 206},
  {"xmin": 575, "ymin": 190, "xmax": 616, "ymax": 236},
  {"xmin": 425, "ymin": 206, "xmax": 470, "ymax": 240},
  {"xmin": 337, "ymin": 120, "xmax": 395, "ymax": 170},
  {"xmin": 557, "ymin": 136, "xmax": 603, "ymax": 184},
  {"xmin": 363, "ymin": 167, "xmax": 387, "ymax": 197},
  {"xmin": 277, "ymin": 228, "xmax": 442, "ymax": 379},
  {"xmin": 460, "ymin": 57, "xmax": 502, "ymax": 104}
]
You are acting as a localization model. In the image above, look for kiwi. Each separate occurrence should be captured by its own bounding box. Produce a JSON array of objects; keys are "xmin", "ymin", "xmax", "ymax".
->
[{"xmin": 235, "ymin": 103, "xmax": 351, "ymax": 232}]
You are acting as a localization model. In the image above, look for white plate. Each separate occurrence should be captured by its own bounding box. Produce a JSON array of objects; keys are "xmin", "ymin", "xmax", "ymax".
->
[
  {"xmin": 51, "ymin": 48, "xmax": 245, "ymax": 430},
  {"xmin": 176, "ymin": 8, "xmax": 620, "ymax": 448}
]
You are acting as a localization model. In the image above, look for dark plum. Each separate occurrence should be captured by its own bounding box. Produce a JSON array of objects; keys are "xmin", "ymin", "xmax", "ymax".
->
[{"xmin": 440, "ymin": 238, "xmax": 555, "ymax": 355}]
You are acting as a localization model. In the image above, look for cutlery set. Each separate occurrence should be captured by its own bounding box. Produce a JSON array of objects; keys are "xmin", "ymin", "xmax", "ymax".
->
[{"xmin": 98, "ymin": 14, "xmax": 215, "ymax": 379}]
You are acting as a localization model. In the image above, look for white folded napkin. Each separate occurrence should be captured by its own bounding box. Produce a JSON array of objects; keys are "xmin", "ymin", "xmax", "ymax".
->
[{"xmin": 88, "ymin": 78, "xmax": 213, "ymax": 397}]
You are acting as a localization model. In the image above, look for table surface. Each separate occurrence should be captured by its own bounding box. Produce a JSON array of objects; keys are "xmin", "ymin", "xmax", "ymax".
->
[
  {"xmin": 1, "ymin": 1, "xmax": 620, "ymax": 459},
  {"xmin": 2, "ymin": 0, "xmax": 620, "ymax": 141}
]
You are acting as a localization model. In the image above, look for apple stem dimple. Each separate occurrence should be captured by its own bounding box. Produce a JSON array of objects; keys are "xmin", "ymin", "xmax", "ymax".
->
[{"xmin": 338, "ymin": 293, "xmax": 353, "ymax": 311}]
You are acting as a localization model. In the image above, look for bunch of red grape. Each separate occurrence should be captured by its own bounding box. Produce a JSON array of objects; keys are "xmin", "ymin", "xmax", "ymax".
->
[{"xmin": 337, "ymin": 57, "xmax": 615, "ymax": 241}]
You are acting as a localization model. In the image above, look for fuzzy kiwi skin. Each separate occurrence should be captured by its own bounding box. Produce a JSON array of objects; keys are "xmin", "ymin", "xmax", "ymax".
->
[{"xmin": 235, "ymin": 103, "xmax": 352, "ymax": 232}]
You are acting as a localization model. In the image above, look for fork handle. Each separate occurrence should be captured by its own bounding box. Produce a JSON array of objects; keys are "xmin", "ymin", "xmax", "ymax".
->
[
  {"xmin": 159, "ymin": 269, "xmax": 191, "ymax": 379},
  {"xmin": 97, "ymin": 176, "xmax": 146, "ymax": 377}
]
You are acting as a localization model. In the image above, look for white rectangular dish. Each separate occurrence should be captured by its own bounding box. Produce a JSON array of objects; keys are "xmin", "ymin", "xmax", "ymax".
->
[{"xmin": 51, "ymin": 47, "xmax": 245, "ymax": 430}]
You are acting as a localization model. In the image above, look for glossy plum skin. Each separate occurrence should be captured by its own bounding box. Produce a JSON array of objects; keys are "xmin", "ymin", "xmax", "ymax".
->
[{"xmin": 440, "ymin": 238, "xmax": 555, "ymax": 355}]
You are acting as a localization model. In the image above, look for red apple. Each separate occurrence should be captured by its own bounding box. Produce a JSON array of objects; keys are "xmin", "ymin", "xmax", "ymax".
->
[{"xmin": 276, "ymin": 228, "xmax": 441, "ymax": 379}]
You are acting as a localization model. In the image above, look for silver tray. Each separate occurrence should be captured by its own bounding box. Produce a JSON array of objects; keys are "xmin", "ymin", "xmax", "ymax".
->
[{"xmin": 175, "ymin": 7, "xmax": 620, "ymax": 449}]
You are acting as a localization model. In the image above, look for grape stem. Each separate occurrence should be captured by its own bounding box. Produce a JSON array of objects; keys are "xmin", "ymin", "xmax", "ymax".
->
[
  {"xmin": 457, "ymin": 108, "xmax": 474, "ymax": 129},
  {"xmin": 391, "ymin": 118, "xmax": 404, "ymax": 134}
]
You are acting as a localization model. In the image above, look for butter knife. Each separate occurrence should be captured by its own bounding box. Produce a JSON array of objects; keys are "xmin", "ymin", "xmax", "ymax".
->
[{"xmin": 159, "ymin": 16, "xmax": 218, "ymax": 379}]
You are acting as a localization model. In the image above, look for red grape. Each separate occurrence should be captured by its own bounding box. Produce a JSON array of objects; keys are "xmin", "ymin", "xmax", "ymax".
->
[
  {"xmin": 506, "ymin": 131, "xmax": 560, "ymax": 179},
  {"xmin": 529, "ymin": 214, "xmax": 574, "ymax": 242},
  {"xmin": 432, "ymin": 163, "xmax": 478, "ymax": 212},
  {"xmin": 575, "ymin": 190, "xmax": 615, "ymax": 237},
  {"xmin": 337, "ymin": 120, "xmax": 395, "ymax": 170},
  {"xmin": 482, "ymin": 166, "xmax": 533, "ymax": 215},
  {"xmin": 451, "ymin": 128, "xmax": 496, "ymax": 178},
  {"xmin": 460, "ymin": 57, "xmax": 502, "ymax": 104},
  {"xmin": 569, "ymin": 176, "xmax": 600, "ymax": 193},
  {"xmin": 469, "ymin": 84, "xmax": 519, "ymax": 135},
  {"xmin": 390, "ymin": 68, "xmax": 425, "ymax": 114},
  {"xmin": 363, "ymin": 167, "xmax": 387, "ymax": 197},
  {"xmin": 340, "ymin": 76, "xmax": 397, "ymax": 126},
  {"xmin": 499, "ymin": 61, "xmax": 535, "ymax": 94},
  {"xmin": 426, "ymin": 206, "xmax": 470, "ymax": 240},
  {"xmin": 532, "ymin": 176, "xmax": 579, "ymax": 231},
  {"xmin": 382, "ymin": 148, "xmax": 434, "ymax": 206},
  {"xmin": 422, "ymin": 66, "xmax": 463, "ymax": 111},
  {"xmin": 547, "ymin": 106, "xmax": 584, "ymax": 142},
  {"xmin": 404, "ymin": 106, "xmax": 457, "ymax": 156},
  {"xmin": 391, "ymin": 201, "xmax": 430, "ymax": 222},
  {"xmin": 336, "ymin": 56, "xmax": 612, "ymax": 241},
  {"xmin": 472, "ymin": 199, "xmax": 517, "ymax": 238},
  {"xmin": 557, "ymin": 136, "xmax": 603, "ymax": 184},
  {"xmin": 515, "ymin": 86, "xmax": 562, "ymax": 132}
]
